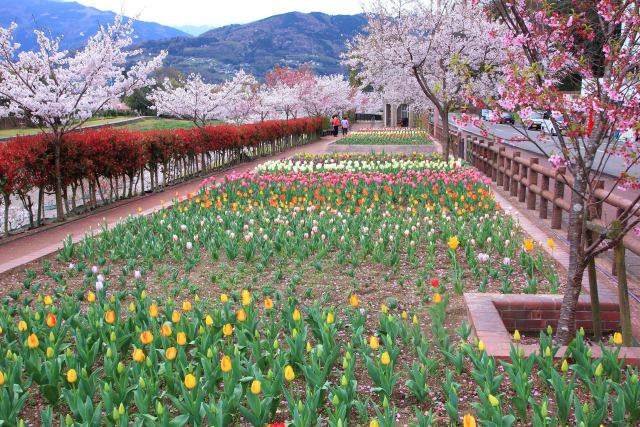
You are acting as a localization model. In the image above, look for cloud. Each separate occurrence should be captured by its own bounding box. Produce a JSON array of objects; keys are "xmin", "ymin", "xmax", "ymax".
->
[{"xmin": 66, "ymin": 0, "xmax": 364, "ymax": 27}]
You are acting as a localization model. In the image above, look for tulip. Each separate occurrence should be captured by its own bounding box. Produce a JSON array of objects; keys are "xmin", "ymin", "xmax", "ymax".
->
[
  {"xmin": 250, "ymin": 379, "xmax": 262, "ymax": 395},
  {"xmin": 488, "ymin": 394, "xmax": 499, "ymax": 407},
  {"xmin": 221, "ymin": 355, "xmax": 232, "ymax": 373},
  {"xmin": 184, "ymin": 373, "xmax": 197, "ymax": 390},
  {"xmin": 27, "ymin": 333, "xmax": 39, "ymax": 349},
  {"xmin": 44, "ymin": 295, "xmax": 53, "ymax": 305},
  {"xmin": 381, "ymin": 351, "xmax": 391, "ymax": 365},
  {"xmin": 182, "ymin": 301, "xmax": 192, "ymax": 312},
  {"xmin": 129, "ymin": 302, "xmax": 136, "ymax": 313},
  {"xmin": 292, "ymin": 308, "xmax": 301, "ymax": 322},
  {"xmin": 370, "ymin": 420, "xmax": 379, "ymax": 427},
  {"xmin": 463, "ymin": 414, "xmax": 476, "ymax": 427},
  {"xmin": 381, "ymin": 304, "xmax": 388, "ymax": 314},
  {"xmin": 18, "ymin": 320, "xmax": 27, "ymax": 332},
  {"xmin": 223, "ymin": 323, "xmax": 233, "ymax": 336},
  {"xmin": 205, "ymin": 315, "xmax": 214, "ymax": 326},
  {"xmin": 105, "ymin": 310, "xmax": 116, "ymax": 325},
  {"xmin": 148, "ymin": 304, "xmax": 159, "ymax": 318},
  {"xmin": 349, "ymin": 294, "xmax": 359, "ymax": 307},
  {"xmin": 544, "ymin": 347, "xmax": 551, "ymax": 357},
  {"xmin": 478, "ymin": 340, "xmax": 485, "ymax": 352},
  {"xmin": 46, "ymin": 346, "xmax": 55, "ymax": 359},
  {"xmin": 177, "ymin": 332, "xmax": 187, "ymax": 346},
  {"xmin": 432, "ymin": 293, "xmax": 442, "ymax": 304},
  {"xmin": 326, "ymin": 312, "xmax": 335, "ymax": 324},
  {"xmin": 284, "ymin": 365, "xmax": 295, "ymax": 382},
  {"xmin": 613, "ymin": 332, "xmax": 623, "ymax": 346},
  {"xmin": 595, "ymin": 363, "xmax": 603, "ymax": 377},
  {"xmin": 165, "ymin": 346, "xmax": 177, "ymax": 361},
  {"xmin": 87, "ymin": 292, "xmax": 96, "ymax": 303},
  {"xmin": 448, "ymin": 236, "xmax": 460, "ymax": 250},
  {"xmin": 241, "ymin": 290, "xmax": 251, "ymax": 306},
  {"xmin": 561, "ymin": 359, "xmax": 568, "ymax": 373},
  {"xmin": 513, "ymin": 329, "xmax": 521, "ymax": 342},
  {"xmin": 67, "ymin": 369, "xmax": 77, "ymax": 383},
  {"xmin": 140, "ymin": 331, "xmax": 154, "ymax": 345},
  {"xmin": 133, "ymin": 348, "xmax": 145, "ymax": 363},
  {"xmin": 46, "ymin": 313, "xmax": 57, "ymax": 328},
  {"xmin": 172, "ymin": 310, "xmax": 181, "ymax": 323},
  {"xmin": 369, "ymin": 336, "xmax": 380, "ymax": 349},
  {"xmin": 548, "ymin": 238, "xmax": 555, "ymax": 251},
  {"xmin": 237, "ymin": 309, "xmax": 247, "ymax": 322},
  {"xmin": 546, "ymin": 325, "xmax": 553, "ymax": 335},
  {"xmin": 523, "ymin": 239, "xmax": 534, "ymax": 252},
  {"xmin": 412, "ymin": 314, "xmax": 418, "ymax": 324},
  {"xmin": 264, "ymin": 297, "xmax": 274, "ymax": 310},
  {"xmin": 0, "ymin": 371, "xmax": 4, "ymax": 386},
  {"xmin": 220, "ymin": 293, "xmax": 229, "ymax": 303},
  {"xmin": 161, "ymin": 324, "xmax": 172, "ymax": 337}
]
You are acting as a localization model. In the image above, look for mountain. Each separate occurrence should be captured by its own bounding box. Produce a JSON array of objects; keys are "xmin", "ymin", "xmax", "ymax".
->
[
  {"xmin": 176, "ymin": 25, "xmax": 217, "ymax": 37},
  {"xmin": 0, "ymin": 0, "xmax": 190, "ymax": 51},
  {"xmin": 132, "ymin": 12, "xmax": 367, "ymax": 82}
]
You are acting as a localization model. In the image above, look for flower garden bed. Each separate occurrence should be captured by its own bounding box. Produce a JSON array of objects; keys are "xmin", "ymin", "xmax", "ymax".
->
[
  {"xmin": 335, "ymin": 129, "xmax": 433, "ymax": 145},
  {"xmin": 0, "ymin": 153, "xmax": 637, "ymax": 426}
]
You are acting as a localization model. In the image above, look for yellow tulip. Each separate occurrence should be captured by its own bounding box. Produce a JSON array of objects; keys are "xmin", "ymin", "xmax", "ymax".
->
[
  {"xmin": 44, "ymin": 295, "xmax": 53, "ymax": 305},
  {"xmin": 220, "ymin": 294, "xmax": 229, "ymax": 303},
  {"xmin": 613, "ymin": 332, "xmax": 623, "ymax": 346},
  {"xmin": 46, "ymin": 346, "xmax": 55, "ymax": 359},
  {"xmin": 132, "ymin": 348, "xmax": 145, "ymax": 363},
  {"xmin": 18, "ymin": 320, "xmax": 27, "ymax": 332},
  {"xmin": 349, "ymin": 294, "xmax": 359, "ymax": 307},
  {"xmin": 66, "ymin": 369, "xmax": 77, "ymax": 383},
  {"xmin": 27, "ymin": 333, "xmax": 39, "ymax": 349},
  {"xmin": 369, "ymin": 420, "xmax": 379, "ymax": 427},
  {"xmin": 488, "ymin": 394, "xmax": 499, "ymax": 407},
  {"xmin": 0, "ymin": 371, "xmax": 4, "ymax": 386},
  {"xmin": 87, "ymin": 292, "xmax": 96, "ymax": 303},
  {"xmin": 165, "ymin": 346, "xmax": 177, "ymax": 361},
  {"xmin": 205, "ymin": 315, "xmax": 214, "ymax": 326},
  {"xmin": 381, "ymin": 351, "xmax": 391, "ymax": 365},
  {"xmin": 250, "ymin": 379, "xmax": 261, "ymax": 395},
  {"xmin": 264, "ymin": 297, "xmax": 274, "ymax": 310},
  {"xmin": 236, "ymin": 309, "xmax": 247, "ymax": 322},
  {"xmin": 369, "ymin": 336, "xmax": 380, "ymax": 350},
  {"xmin": 182, "ymin": 301, "xmax": 192, "ymax": 312},
  {"xmin": 177, "ymin": 332, "xmax": 187, "ymax": 346},
  {"xmin": 463, "ymin": 414, "xmax": 476, "ymax": 427},
  {"xmin": 241, "ymin": 290, "xmax": 251, "ymax": 306},
  {"xmin": 161, "ymin": 324, "xmax": 172, "ymax": 337},
  {"xmin": 548, "ymin": 239, "xmax": 555, "ymax": 251},
  {"xmin": 478, "ymin": 340, "xmax": 485, "ymax": 352},
  {"xmin": 184, "ymin": 374, "xmax": 197, "ymax": 390},
  {"xmin": 148, "ymin": 304, "xmax": 159, "ymax": 318},
  {"xmin": 284, "ymin": 365, "xmax": 295, "ymax": 382},
  {"xmin": 292, "ymin": 308, "xmax": 301, "ymax": 322},
  {"xmin": 105, "ymin": 310, "xmax": 116, "ymax": 325},
  {"xmin": 140, "ymin": 331, "xmax": 154, "ymax": 345},
  {"xmin": 326, "ymin": 312, "xmax": 334, "ymax": 324},
  {"xmin": 220, "ymin": 355, "xmax": 232, "ymax": 373},
  {"xmin": 432, "ymin": 293, "xmax": 442, "ymax": 304},
  {"xmin": 381, "ymin": 304, "xmax": 388, "ymax": 314},
  {"xmin": 448, "ymin": 236, "xmax": 460, "ymax": 251},
  {"xmin": 524, "ymin": 239, "xmax": 534, "ymax": 252},
  {"xmin": 223, "ymin": 323, "xmax": 233, "ymax": 336},
  {"xmin": 172, "ymin": 310, "xmax": 181, "ymax": 323},
  {"xmin": 513, "ymin": 329, "xmax": 521, "ymax": 342},
  {"xmin": 561, "ymin": 359, "xmax": 568, "ymax": 372}
]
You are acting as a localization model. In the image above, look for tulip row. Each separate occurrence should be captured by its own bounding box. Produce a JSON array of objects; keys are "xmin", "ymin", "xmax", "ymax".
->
[
  {"xmin": 336, "ymin": 129, "xmax": 432, "ymax": 145},
  {"xmin": 0, "ymin": 154, "xmax": 634, "ymax": 425}
]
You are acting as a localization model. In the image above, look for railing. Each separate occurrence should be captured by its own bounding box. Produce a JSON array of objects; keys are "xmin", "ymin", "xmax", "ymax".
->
[{"xmin": 426, "ymin": 121, "xmax": 640, "ymax": 267}]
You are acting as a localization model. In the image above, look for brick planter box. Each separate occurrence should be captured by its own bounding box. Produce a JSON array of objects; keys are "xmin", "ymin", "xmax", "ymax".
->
[{"xmin": 464, "ymin": 293, "xmax": 640, "ymax": 365}]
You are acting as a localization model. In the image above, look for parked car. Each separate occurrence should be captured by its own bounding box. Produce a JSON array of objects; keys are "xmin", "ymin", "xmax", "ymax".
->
[
  {"xmin": 498, "ymin": 112, "xmax": 515, "ymax": 124},
  {"xmin": 525, "ymin": 111, "xmax": 545, "ymax": 130},
  {"xmin": 480, "ymin": 109, "xmax": 494, "ymax": 121},
  {"xmin": 541, "ymin": 116, "xmax": 567, "ymax": 136}
]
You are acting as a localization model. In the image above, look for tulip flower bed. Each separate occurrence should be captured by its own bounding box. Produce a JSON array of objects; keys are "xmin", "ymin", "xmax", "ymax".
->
[
  {"xmin": 336, "ymin": 129, "xmax": 432, "ymax": 145},
  {"xmin": 0, "ymin": 153, "xmax": 637, "ymax": 426}
]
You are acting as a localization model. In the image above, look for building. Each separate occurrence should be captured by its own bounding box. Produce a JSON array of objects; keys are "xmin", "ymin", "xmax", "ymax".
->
[{"xmin": 382, "ymin": 101, "xmax": 419, "ymax": 127}]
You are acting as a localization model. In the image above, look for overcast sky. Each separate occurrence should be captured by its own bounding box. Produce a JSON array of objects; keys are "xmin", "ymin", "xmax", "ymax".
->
[{"xmin": 68, "ymin": 0, "xmax": 365, "ymax": 28}]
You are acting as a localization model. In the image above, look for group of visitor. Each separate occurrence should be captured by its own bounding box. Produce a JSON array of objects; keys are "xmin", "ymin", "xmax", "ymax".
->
[{"xmin": 331, "ymin": 114, "xmax": 349, "ymax": 136}]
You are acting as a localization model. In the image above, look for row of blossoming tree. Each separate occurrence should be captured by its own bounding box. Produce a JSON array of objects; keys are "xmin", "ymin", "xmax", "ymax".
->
[{"xmin": 347, "ymin": 0, "xmax": 640, "ymax": 345}]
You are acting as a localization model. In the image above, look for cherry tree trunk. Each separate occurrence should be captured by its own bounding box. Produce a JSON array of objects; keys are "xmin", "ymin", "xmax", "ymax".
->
[
  {"xmin": 440, "ymin": 110, "xmax": 451, "ymax": 162},
  {"xmin": 54, "ymin": 137, "xmax": 65, "ymax": 221},
  {"xmin": 557, "ymin": 164, "xmax": 588, "ymax": 344}
]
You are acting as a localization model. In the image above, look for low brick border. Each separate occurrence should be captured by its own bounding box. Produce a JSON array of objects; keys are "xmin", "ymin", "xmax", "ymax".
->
[{"xmin": 464, "ymin": 293, "xmax": 640, "ymax": 366}]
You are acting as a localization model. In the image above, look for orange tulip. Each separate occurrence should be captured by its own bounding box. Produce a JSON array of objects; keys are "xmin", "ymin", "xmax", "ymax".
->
[
  {"xmin": 148, "ymin": 304, "xmax": 159, "ymax": 318},
  {"xmin": 161, "ymin": 324, "xmax": 172, "ymax": 337},
  {"xmin": 105, "ymin": 310, "xmax": 116, "ymax": 325},
  {"xmin": 220, "ymin": 355, "xmax": 232, "ymax": 372},
  {"xmin": 140, "ymin": 330, "xmax": 154, "ymax": 345},
  {"xmin": 165, "ymin": 346, "xmax": 177, "ymax": 361},
  {"xmin": 172, "ymin": 310, "xmax": 181, "ymax": 323},
  {"xmin": 236, "ymin": 309, "xmax": 247, "ymax": 322},
  {"xmin": 46, "ymin": 313, "xmax": 57, "ymax": 328},
  {"xmin": 177, "ymin": 332, "xmax": 187, "ymax": 346},
  {"xmin": 132, "ymin": 348, "xmax": 145, "ymax": 363},
  {"xmin": 463, "ymin": 414, "xmax": 476, "ymax": 427},
  {"xmin": 27, "ymin": 333, "xmax": 39, "ymax": 349},
  {"xmin": 264, "ymin": 297, "xmax": 274, "ymax": 310}
]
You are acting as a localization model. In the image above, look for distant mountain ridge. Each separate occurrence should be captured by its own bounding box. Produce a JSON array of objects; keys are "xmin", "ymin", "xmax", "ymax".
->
[
  {"xmin": 0, "ymin": 0, "xmax": 190, "ymax": 51},
  {"xmin": 132, "ymin": 12, "xmax": 368, "ymax": 82}
]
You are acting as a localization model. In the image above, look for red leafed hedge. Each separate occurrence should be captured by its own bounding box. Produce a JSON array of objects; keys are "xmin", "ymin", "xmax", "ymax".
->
[{"xmin": 0, "ymin": 117, "xmax": 323, "ymax": 233}]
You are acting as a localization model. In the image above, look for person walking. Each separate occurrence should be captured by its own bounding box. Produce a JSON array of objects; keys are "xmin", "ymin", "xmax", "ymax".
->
[
  {"xmin": 332, "ymin": 115, "xmax": 340, "ymax": 137},
  {"xmin": 341, "ymin": 116, "xmax": 349, "ymax": 135}
]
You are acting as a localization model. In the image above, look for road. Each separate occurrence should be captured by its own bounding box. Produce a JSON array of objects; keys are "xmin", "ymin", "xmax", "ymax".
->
[{"xmin": 448, "ymin": 114, "xmax": 640, "ymax": 178}]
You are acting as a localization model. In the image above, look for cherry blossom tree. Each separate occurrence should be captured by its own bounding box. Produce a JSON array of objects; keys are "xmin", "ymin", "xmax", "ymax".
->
[
  {"xmin": 0, "ymin": 16, "xmax": 166, "ymax": 220},
  {"xmin": 150, "ymin": 70, "xmax": 257, "ymax": 127},
  {"xmin": 346, "ymin": 0, "xmax": 504, "ymax": 159},
  {"xmin": 299, "ymin": 74, "xmax": 358, "ymax": 117},
  {"xmin": 485, "ymin": 0, "xmax": 640, "ymax": 344}
]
